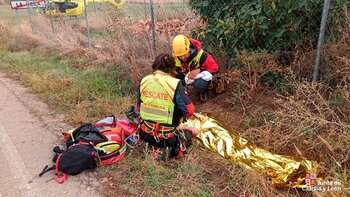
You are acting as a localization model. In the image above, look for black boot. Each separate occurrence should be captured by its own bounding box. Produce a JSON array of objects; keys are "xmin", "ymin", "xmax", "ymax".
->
[
  {"xmin": 157, "ymin": 147, "xmax": 173, "ymax": 161},
  {"xmin": 199, "ymin": 91, "xmax": 209, "ymax": 102}
]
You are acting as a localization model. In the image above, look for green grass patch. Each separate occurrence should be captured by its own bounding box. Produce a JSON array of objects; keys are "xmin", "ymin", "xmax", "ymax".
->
[
  {"xmin": 113, "ymin": 2, "xmax": 190, "ymax": 22},
  {"xmin": 0, "ymin": 48, "xmax": 133, "ymax": 124},
  {"xmin": 0, "ymin": 5, "xmax": 34, "ymax": 24},
  {"xmin": 328, "ymin": 95, "xmax": 346, "ymax": 107},
  {"xmin": 101, "ymin": 144, "xmax": 219, "ymax": 196}
]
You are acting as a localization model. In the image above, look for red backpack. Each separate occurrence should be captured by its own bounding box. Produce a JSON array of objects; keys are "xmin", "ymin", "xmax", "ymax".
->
[
  {"xmin": 93, "ymin": 116, "xmax": 138, "ymax": 166},
  {"xmin": 61, "ymin": 116, "xmax": 137, "ymax": 166},
  {"xmin": 95, "ymin": 127, "xmax": 127, "ymax": 166},
  {"xmin": 40, "ymin": 114, "xmax": 139, "ymax": 183}
]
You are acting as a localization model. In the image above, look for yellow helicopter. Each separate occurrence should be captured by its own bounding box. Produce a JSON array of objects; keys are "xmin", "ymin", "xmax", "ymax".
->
[
  {"xmin": 44, "ymin": 0, "xmax": 125, "ymax": 17},
  {"xmin": 95, "ymin": 0, "xmax": 125, "ymax": 9},
  {"xmin": 44, "ymin": 0, "xmax": 83, "ymax": 17}
]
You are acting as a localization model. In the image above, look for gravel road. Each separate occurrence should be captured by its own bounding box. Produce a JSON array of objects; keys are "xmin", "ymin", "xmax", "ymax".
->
[{"xmin": 0, "ymin": 72, "xmax": 99, "ymax": 197}]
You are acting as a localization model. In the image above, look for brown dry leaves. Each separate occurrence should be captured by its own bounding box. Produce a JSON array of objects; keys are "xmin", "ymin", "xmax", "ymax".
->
[{"xmin": 127, "ymin": 18, "xmax": 196, "ymax": 36}]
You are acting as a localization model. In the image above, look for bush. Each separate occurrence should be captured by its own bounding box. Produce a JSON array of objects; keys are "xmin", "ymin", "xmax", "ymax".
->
[{"xmin": 190, "ymin": 0, "xmax": 348, "ymax": 63}]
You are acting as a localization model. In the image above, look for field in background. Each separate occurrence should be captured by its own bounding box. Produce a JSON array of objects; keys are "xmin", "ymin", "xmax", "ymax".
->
[
  {"xmin": 0, "ymin": 4, "xmax": 27, "ymax": 22},
  {"xmin": 0, "ymin": 0, "xmax": 190, "ymax": 24}
]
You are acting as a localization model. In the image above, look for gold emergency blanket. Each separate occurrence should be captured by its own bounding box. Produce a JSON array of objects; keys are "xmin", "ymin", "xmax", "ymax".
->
[{"xmin": 181, "ymin": 113, "xmax": 318, "ymax": 188}]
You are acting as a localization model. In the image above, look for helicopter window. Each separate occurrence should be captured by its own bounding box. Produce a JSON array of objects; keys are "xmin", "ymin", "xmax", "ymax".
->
[
  {"xmin": 58, "ymin": 3, "xmax": 66, "ymax": 13},
  {"xmin": 64, "ymin": 2, "xmax": 78, "ymax": 9}
]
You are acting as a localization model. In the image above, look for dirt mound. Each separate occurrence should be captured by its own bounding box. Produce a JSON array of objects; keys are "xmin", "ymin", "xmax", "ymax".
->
[{"xmin": 127, "ymin": 18, "xmax": 197, "ymax": 35}]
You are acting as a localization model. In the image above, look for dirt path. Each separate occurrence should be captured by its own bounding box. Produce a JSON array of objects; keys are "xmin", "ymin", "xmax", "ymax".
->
[{"xmin": 0, "ymin": 72, "xmax": 99, "ymax": 197}]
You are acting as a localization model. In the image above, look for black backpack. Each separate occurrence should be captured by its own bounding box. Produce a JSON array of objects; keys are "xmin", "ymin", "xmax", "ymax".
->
[
  {"xmin": 39, "ymin": 122, "xmax": 113, "ymax": 183},
  {"xmin": 64, "ymin": 123, "xmax": 108, "ymax": 148},
  {"xmin": 39, "ymin": 143, "xmax": 97, "ymax": 183}
]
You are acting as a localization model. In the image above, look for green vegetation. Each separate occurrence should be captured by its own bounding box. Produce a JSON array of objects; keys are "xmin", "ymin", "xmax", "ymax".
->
[
  {"xmin": 0, "ymin": 47, "xmax": 133, "ymax": 124},
  {"xmin": 261, "ymin": 70, "xmax": 294, "ymax": 94},
  {"xmin": 190, "ymin": 0, "xmax": 348, "ymax": 63}
]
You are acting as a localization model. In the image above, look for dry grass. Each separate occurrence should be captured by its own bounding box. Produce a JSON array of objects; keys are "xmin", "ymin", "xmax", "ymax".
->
[
  {"xmin": 227, "ymin": 45, "xmax": 350, "ymax": 196},
  {"xmin": 66, "ymin": 96, "xmax": 131, "ymax": 124},
  {"xmin": 244, "ymin": 81, "xmax": 350, "ymax": 196},
  {"xmin": 0, "ymin": 6, "xmax": 349, "ymax": 197},
  {"xmin": 204, "ymin": 26, "xmax": 350, "ymax": 195},
  {"xmin": 228, "ymin": 51, "xmax": 286, "ymax": 115},
  {"xmin": 99, "ymin": 143, "xmax": 287, "ymax": 197}
]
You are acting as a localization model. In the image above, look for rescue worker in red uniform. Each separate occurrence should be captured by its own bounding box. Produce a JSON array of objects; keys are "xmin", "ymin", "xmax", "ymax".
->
[
  {"xmin": 172, "ymin": 35, "xmax": 219, "ymax": 102},
  {"xmin": 136, "ymin": 53, "xmax": 198, "ymax": 161}
]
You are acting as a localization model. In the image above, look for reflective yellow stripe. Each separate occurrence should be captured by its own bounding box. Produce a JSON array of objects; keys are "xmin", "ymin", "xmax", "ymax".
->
[
  {"xmin": 174, "ymin": 49, "xmax": 204, "ymax": 71},
  {"xmin": 140, "ymin": 71, "xmax": 179, "ymax": 124},
  {"xmin": 189, "ymin": 49, "xmax": 204, "ymax": 69},
  {"xmin": 141, "ymin": 104, "xmax": 173, "ymax": 117}
]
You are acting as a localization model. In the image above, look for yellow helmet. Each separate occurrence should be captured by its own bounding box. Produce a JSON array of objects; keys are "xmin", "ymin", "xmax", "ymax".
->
[{"xmin": 172, "ymin": 35, "xmax": 190, "ymax": 56}]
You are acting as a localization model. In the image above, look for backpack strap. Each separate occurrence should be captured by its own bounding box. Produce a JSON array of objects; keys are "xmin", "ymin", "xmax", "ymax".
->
[
  {"xmin": 55, "ymin": 153, "xmax": 68, "ymax": 184},
  {"xmin": 39, "ymin": 165, "xmax": 54, "ymax": 177}
]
